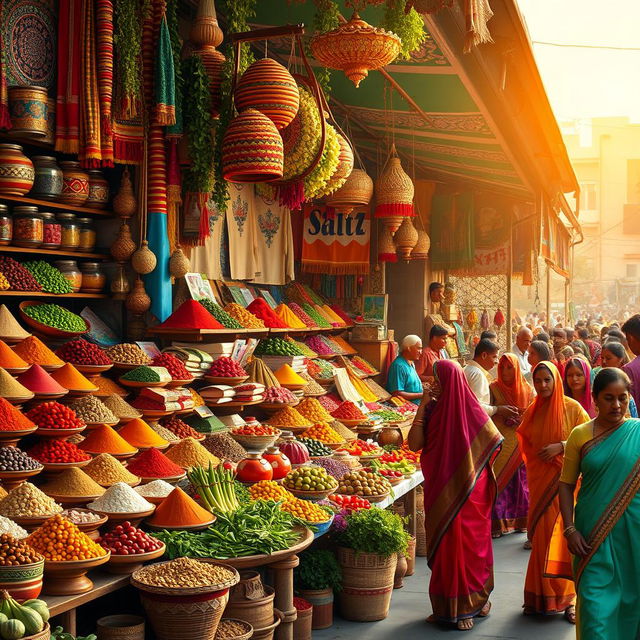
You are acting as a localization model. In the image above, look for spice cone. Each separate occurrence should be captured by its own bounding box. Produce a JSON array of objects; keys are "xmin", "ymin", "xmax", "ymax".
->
[
  {"xmin": 0, "ymin": 305, "xmax": 30, "ymax": 341},
  {"xmin": 147, "ymin": 487, "xmax": 213, "ymax": 527},
  {"xmin": 0, "ymin": 367, "xmax": 34, "ymax": 400}
]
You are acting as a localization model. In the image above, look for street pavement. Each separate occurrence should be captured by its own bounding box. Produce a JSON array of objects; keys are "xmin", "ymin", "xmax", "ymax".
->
[{"xmin": 314, "ymin": 532, "xmax": 576, "ymax": 639}]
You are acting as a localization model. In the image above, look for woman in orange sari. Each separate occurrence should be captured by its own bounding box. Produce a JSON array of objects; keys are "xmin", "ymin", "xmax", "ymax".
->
[
  {"xmin": 490, "ymin": 354, "xmax": 533, "ymax": 537},
  {"xmin": 409, "ymin": 360, "xmax": 502, "ymax": 631},
  {"xmin": 516, "ymin": 361, "xmax": 589, "ymax": 623}
]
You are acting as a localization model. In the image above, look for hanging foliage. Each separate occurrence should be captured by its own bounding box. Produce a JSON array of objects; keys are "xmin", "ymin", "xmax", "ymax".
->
[
  {"xmin": 114, "ymin": 0, "xmax": 145, "ymax": 118},
  {"xmin": 381, "ymin": 0, "xmax": 427, "ymax": 60},
  {"xmin": 310, "ymin": 0, "xmax": 340, "ymax": 96}
]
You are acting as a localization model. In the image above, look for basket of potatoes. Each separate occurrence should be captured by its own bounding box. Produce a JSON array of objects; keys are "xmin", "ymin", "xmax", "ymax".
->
[{"xmin": 335, "ymin": 470, "xmax": 392, "ymax": 503}]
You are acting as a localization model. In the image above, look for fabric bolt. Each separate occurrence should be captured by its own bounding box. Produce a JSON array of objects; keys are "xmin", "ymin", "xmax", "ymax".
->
[
  {"xmin": 95, "ymin": 0, "xmax": 114, "ymax": 166},
  {"xmin": 55, "ymin": 0, "xmax": 82, "ymax": 153},
  {"xmin": 386, "ymin": 356, "xmax": 423, "ymax": 406},
  {"xmin": 226, "ymin": 183, "xmax": 258, "ymax": 280},
  {"xmin": 189, "ymin": 196, "xmax": 224, "ymax": 279},
  {"xmin": 464, "ymin": 360, "xmax": 496, "ymax": 416},
  {"xmin": 252, "ymin": 192, "xmax": 295, "ymax": 285},
  {"xmin": 153, "ymin": 15, "xmax": 176, "ymax": 125}
]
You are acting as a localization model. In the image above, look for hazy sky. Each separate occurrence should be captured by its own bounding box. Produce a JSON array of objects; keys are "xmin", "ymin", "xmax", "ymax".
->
[{"xmin": 518, "ymin": 0, "xmax": 640, "ymax": 121}]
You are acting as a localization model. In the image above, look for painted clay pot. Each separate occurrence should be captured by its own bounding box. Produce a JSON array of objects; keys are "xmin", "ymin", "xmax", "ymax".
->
[
  {"xmin": 86, "ymin": 170, "xmax": 110, "ymax": 209},
  {"xmin": 8, "ymin": 86, "xmax": 48, "ymax": 137},
  {"xmin": 262, "ymin": 446, "xmax": 291, "ymax": 481},
  {"xmin": 30, "ymin": 156, "xmax": 63, "ymax": 200},
  {"xmin": 0, "ymin": 144, "xmax": 34, "ymax": 195},
  {"xmin": 236, "ymin": 452, "xmax": 273, "ymax": 483},
  {"xmin": 59, "ymin": 161, "xmax": 89, "ymax": 205}
]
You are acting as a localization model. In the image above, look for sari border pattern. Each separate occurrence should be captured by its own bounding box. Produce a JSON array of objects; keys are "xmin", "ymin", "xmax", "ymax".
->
[{"xmin": 527, "ymin": 469, "xmax": 561, "ymax": 540}]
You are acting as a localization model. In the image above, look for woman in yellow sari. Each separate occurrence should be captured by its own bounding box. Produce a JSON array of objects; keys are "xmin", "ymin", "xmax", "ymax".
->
[{"xmin": 516, "ymin": 361, "xmax": 589, "ymax": 623}]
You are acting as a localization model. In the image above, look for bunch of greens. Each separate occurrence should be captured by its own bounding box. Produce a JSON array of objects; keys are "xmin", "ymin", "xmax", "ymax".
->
[
  {"xmin": 337, "ymin": 507, "xmax": 409, "ymax": 556},
  {"xmin": 381, "ymin": 0, "xmax": 427, "ymax": 60},
  {"xmin": 188, "ymin": 465, "xmax": 239, "ymax": 513},
  {"xmin": 295, "ymin": 549, "xmax": 342, "ymax": 591},
  {"xmin": 155, "ymin": 500, "xmax": 308, "ymax": 559},
  {"xmin": 52, "ymin": 627, "xmax": 96, "ymax": 640}
]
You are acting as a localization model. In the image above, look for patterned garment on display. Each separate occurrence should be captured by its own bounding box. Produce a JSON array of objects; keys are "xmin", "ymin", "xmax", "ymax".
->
[
  {"xmin": 226, "ymin": 183, "xmax": 257, "ymax": 281},
  {"xmin": 189, "ymin": 195, "xmax": 224, "ymax": 280}
]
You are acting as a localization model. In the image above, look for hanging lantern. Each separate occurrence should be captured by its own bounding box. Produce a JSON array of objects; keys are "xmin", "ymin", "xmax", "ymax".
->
[
  {"xmin": 311, "ymin": 12, "xmax": 401, "ymax": 88},
  {"xmin": 169, "ymin": 245, "xmax": 191, "ymax": 279},
  {"xmin": 235, "ymin": 58, "xmax": 300, "ymax": 130},
  {"xmin": 110, "ymin": 223, "xmax": 136, "ymax": 262},
  {"xmin": 112, "ymin": 169, "xmax": 137, "ymax": 219},
  {"xmin": 190, "ymin": 0, "xmax": 226, "ymax": 118},
  {"xmin": 222, "ymin": 109, "xmax": 284, "ymax": 183},
  {"xmin": 321, "ymin": 132, "xmax": 355, "ymax": 198},
  {"xmin": 410, "ymin": 229, "xmax": 430, "ymax": 260},
  {"xmin": 394, "ymin": 217, "xmax": 418, "ymax": 261},
  {"xmin": 377, "ymin": 226, "xmax": 397, "ymax": 263},
  {"xmin": 125, "ymin": 277, "xmax": 152, "ymax": 314},
  {"xmin": 131, "ymin": 240, "xmax": 157, "ymax": 275},
  {"xmin": 326, "ymin": 168, "xmax": 373, "ymax": 215},
  {"xmin": 374, "ymin": 145, "xmax": 414, "ymax": 234}
]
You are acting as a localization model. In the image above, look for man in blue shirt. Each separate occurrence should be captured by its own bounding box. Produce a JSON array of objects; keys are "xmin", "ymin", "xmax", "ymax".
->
[{"xmin": 386, "ymin": 334, "xmax": 425, "ymax": 405}]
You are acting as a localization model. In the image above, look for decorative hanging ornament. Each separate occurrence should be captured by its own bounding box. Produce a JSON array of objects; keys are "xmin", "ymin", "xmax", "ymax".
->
[
  {"xmin": 310, "ymin": 12, "xmax": 401, "ymax": 87},
  {"xmin": 374, "ymin": 145, "xmax": 414, "ymax": 234},
  {"xmin": 131, "ymin": 240, "xmax": 157, "ymax": 275},
  {"xmin": 494, "ymin": 308, "xmax": 506, "ymax": 328},
  {"xmin": 410, "ymin": 229, "xmax": 430, "ymax": 260},
  {"xmin": 190, "ymin": 0, "xmax": 226, "ymax": 118},
  {"xmin": 235, "ymin": 58, "xmax": 300, "ymax": 130},
  {"xmin": 321, "ymin": 132, "xmax": 355, "ymax": 198},
  {"xmin": 377, "ymin": 226, "xmax": 397, "ymax": 263},
  {"xmin": 125, "ymin": 277, "xmax": 152, "ymax": 314},
  {"xmin": 466, "ymin": 308, "xmax": 478, "ymax": 330},
  {"xmin": 326, "ymin": 168, "xmax": 373, "ymax": 215},
  {"xmin": 222, "ymin": 109, "xmax": 284, "ymax": 183},
  {"xmin": 169, "ymin": 245, "xmax": 191, "ymax": 279},
  {"xmin": 110, "ymin": 223, "xmax": 136, "ymax": 262},
  {"xmin": 394, "ymin": 216, "xmax": 419, "ymax": 261},
  {"xmin": 112, "ymin": 168, "xmax": 137, "ymax": 219},
  {"xmin": 480, "ymin": 309, "xmax": 490, "ymax": 331}
]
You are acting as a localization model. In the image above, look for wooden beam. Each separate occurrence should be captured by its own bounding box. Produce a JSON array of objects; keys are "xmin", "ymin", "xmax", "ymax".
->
[{"xmin": 230, "ymin": 24, "xmax": 305, "ymax": 43}]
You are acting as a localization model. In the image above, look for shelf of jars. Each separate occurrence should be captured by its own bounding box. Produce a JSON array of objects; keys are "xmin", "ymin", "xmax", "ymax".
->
[
  {"xmin": 0, "ymin": 193, "xmax": 113, "ymax": 217},
  {"xmin": 0, "ymin": 245, "xmax": 109, "ymax": 260}
]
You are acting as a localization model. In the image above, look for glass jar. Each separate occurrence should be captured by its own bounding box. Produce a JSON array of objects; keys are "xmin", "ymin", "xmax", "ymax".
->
[
  {"xmin": 79, "ymin": 261, "xmax": 106, "ymax": 292},
  {"xmin": 0, "ymin": 204, "xmax": 11, "ymax": 246},
  {"xmin": 76, "ymin": 217, "xmax": 96, "ymax": 251},
  {"xmin": 12, "ymin": 206, "xmax": 43, "ymax": 247},
  {"xmin": 41, "ymin": 212, "xmax": 61, "ymax": 249},
  {"xmin": 53, "ymin": 260, "xmax": 82, "ymax": 292},
  {"xmin": 57, "ymin": 213, "xmax": 80, "ymax": 251}
]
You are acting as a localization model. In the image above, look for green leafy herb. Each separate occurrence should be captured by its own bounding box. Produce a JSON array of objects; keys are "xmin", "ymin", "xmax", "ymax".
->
[
  {"xmin": 337, "ymin": 507, "xmax": 409, "ymax": 556},
  {"xmin": 381, "ymin": 0, "xmax": 427, "ymax": 60},
  {"xmin": 295, "ymin": 549, "xmax": 342, "ymax": 591},
  {"xmin": 114, "ymin": 0, "xmax": 144, "ymax": 117},
  {"xmin": 310, "ymin": 0, "xmax": 340, "ymax": 96}
]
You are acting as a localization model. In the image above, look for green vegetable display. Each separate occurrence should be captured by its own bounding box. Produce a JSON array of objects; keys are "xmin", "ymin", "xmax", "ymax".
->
[
  {"xmin": 297, "ymin": 437, "xmax": 333, "ymax": 458},
  {"xmin": 52, "ymin": 626, "xmax": 96, "ymax": 640},
  {"xmin": 23, "ymin": 304, "xmax": 86, "ymax": 332},
  {"xmin": 254, "ymin": 337, "xmax": 305, "ymax": 357},
  {"xmin": 198, "ymin": 299, "xmax": 243, "ymax": 329},
  {"xmin": 337, "ymin": 507, "xmax": 409, "ymax": 557},
  {"xmin": 283, "ymin": 466, "xmax": 338, "ymax": 492},
  {"xmin": 0, "ymin": 591, "xmax": 48, "ymax": 639},
  {"xmin": 188, "ymin": 465, "xmax": 239, "ymax": 513},
  {"xmin": 301, "ymin": 304, "xmax": 331, "ymax": 328},
  {"xmin": 295, "ymin": 549, "xmax": 342, "ymax": 591},
  {"xmin": 23, "ymin": 262, "xmax": 73, "ymax": 295},
  {"xmin": 370, "ymin": 409, "xmax": 404, "ymax": 422},
  {"xmin": 155, "ymin": 500, "xmax": 307, "ymax": 559},
  {"xmin": 121, "ymin": 366, "xmax": 161, "ymax": 383}
]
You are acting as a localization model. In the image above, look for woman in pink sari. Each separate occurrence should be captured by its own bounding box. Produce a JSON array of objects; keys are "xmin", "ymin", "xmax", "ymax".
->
[{"xmin": 409, "ymin": 360, "xmax": 503, "ymax": 630}]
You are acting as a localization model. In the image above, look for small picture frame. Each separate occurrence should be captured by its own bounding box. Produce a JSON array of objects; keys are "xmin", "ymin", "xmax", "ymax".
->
[
  {"xmin": 362, "ymin": 294, "xmax": 388, "ymax": 326},
  {"xmin": 185, "ymin": 273, "xmax": 214, "ymax": 302}
]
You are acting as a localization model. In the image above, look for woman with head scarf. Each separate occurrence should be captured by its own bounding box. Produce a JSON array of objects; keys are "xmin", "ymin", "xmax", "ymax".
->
[
  {"xmin": 408, "ymin": 360, "xmax": 502, "ymax": 631},
  {"xmin": 563, "ymin": 357, "xmax": 597, "ymax": 418},
  {"xmin": 517, "ymin": 362, "xmax": 590, "ymax": 624},
  {"xmin": 490, "ymin": 354, "xmax": 534, "ymax": 538},
  {"xmin": 592, "ymin": 341, "xmax": 637, "ymax": 417}
]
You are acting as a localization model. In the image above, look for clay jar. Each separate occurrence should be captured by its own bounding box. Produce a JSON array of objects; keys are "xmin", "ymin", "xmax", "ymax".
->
[
  {"xmin": 0, "ymin": 144, "xmax": 34, "ymax": 195},
  {"xmin": 30, "ymin": 156, "xmax": 63, "ymax": 200},
  {"xmin": 236, "ymin": 452, "xmax": 273, "ymax": 483},
  {"xmin": 86, "ymin": 170, "xmax": 110, "ymax": 209},
  {"xmin": 59, "ymin": 161, "xmax": 89, "ymax": 206},
  {"xmin": 262, "ymin": 446, "xmax": 291, "ymax": 481},
  {"xmin": 8, "ymin": 86, "xmax": 48, "ymax": 137}
]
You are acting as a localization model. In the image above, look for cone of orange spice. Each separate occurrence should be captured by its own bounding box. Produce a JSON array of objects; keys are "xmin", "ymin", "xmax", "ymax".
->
[
  {"xmin": 50, "ymin": 364, "xmax": 98, "ymax": 392},
  {"xmin": 79, "ymin": 425, "xmax": 138, "ymax": 457},
  {"xmin": 26, "ymin": 514, "xmax": 108, "ymax": 560},
  {"xmin": 13, "ymin": 336, "xmax": 64, "ymax": 367}
]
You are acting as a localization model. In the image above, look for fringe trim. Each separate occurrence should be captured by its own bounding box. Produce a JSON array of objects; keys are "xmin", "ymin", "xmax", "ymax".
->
[
  {"xmin": 301, "ymin": 261, "xmax": 370, "ymax": 275},
  {"xmin": 0, "ymin": 107, "xmax": 11, "ymax": 130},
  {"xmin": 55, "ymin": 140, "xmax": 80, "ymax": 154},
  {"xmin": 378, "ymin": 252, "xmax": 398, "ymax": 263},
  {"xmin": 114, "ymin": 139, "xmax": 143, "ymax": 165},
  {"xmin": 154, "ymin": 104, "xmax": 176, "ymax": 126},
  {"xmin": 374, "ymin": 203, "xmax": 415, "ymax": 217},
  {"xmin": 101, "ymin": 114, "xmax": 113, "ymax": 137},
  {"xmin": 119, "ymin": 96, "xmax": 140, "ymax": 120}
]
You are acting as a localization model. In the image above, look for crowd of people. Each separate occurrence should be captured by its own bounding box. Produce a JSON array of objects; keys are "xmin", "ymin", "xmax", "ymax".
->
[{"xmin": 386, "ymin": 315, "xmax": 640, "ymax": 638}]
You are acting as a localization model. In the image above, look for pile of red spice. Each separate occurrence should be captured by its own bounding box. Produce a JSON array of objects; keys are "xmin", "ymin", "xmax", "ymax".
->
[
  {"xmin": 126, "ymin": 447, "xmax": 184, "ymax": 479},
  {"xmin": 151, "ymin": 353, "xmax": 192, "ymax": 380},
  {"xmin": 0, "ymin": 397, "xmax": 36, "ymax": 431},
  {"xmin": 159, "ymin": 416, "xmax": 201, "ymax": 440},
  {"xmin": 329, "ymin": 304, "xmax": 354, "ymax": 326},
  {"xmin": 208, "ymin": 357, "xmax": 247, "ymax": 378},
  {"xmin": 156, "ymin": 300, "xmax": 223, "ymax": 330},
  {"xmin": 56, "ymin": 339, "xmax": 112, "ymax": 365},
  {"xmin": 293, "ymin": 597, "xmax": 312, "ymax": 611},
  {"xmin": 26, "ymin": 401, "xmax": 85, "ymax": 430},
  {"xmin": 247, "ymin": 298, "xmax": 288, "ymax": 329},
  {"xmin": 17, "ymin": 364, "xmax": 67, "ymax": 394},
  {"xmin": 331, "ymin": 401, "xmax": 366, "ymax": 421},
  {"xmin": 28, "ymin": 439, "xmax": 91, "ymax": 463}
]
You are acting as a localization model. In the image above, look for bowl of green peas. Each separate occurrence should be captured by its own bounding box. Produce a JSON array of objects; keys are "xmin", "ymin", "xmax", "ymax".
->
[{"xmin": 19, "ymin": 301, "xmax": 90, "ymax": 338}]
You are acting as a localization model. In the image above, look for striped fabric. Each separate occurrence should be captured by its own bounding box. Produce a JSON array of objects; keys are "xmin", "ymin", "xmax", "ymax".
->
[
  {"xmin": 0, "ymin": 0, "xmax": 11, "ymax": 131},
  {"xmin": 96, "ymin": 0, "xmax": 114, "ymax": 167}
]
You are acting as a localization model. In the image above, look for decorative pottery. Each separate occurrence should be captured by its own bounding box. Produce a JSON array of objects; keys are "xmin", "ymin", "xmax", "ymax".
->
[
  {"xmin": 43, "ymin": 98, "xmax": 56, "ymax": 144},
  {"xmin": 394, "ymin": 216, "xmax": 419, "ymax": 261},
  {"xmin": 113, "ymin": 168, "xmax": 137, "ymax": 218},
  {"xmin": 410, "ymin": 228, "xmax": 430, "ymax": 260},
  {"xmin": 0, "ymin": 559, "xmax": 44, "ymax": 601},
  {"xmin": 8, "ymin": 86, "xmax": 48, "ymax": 136},
  {"xmin": 59, "ymin": 161, "xmax": 89, "ymax": 205},
  {"xmin": 261, "ymin": 446, "xmax": 291, "ymax": 481},
  {"xmin": 86, "ymin": 170, "xmax": 110, "ymax": 208},
  {"xmin": 311, "ymin": 12, "xmax": 401, "ymax": 87},
  {"xmin": 222, "ymin": 109, "xmax": 284, "ymax": 183},
  {"xmin": 0, "ymin": 143, "xmax": 34, "ymax": 195},
  {"xmin": 131, "ymin": 240, "xmax": 157, "ymax": 275},
  {"xmin": 374, "ymin": 145, "xmax": 414, "ymax": 233},
  {"xmin": 110, "ymin": 223, "xmax": 136, "ymax": 262},
  {"xmin": 235, "ymin": 58, "xmax": 300, "ymax": 130},
  {"xmin": 236, "ymin": 452, "xmax": 273, "ymax": 483},
  {"xmin": 326, "ymin": 168, "xmax": 373, "ymax": 215},
  {"xmin": 30, "ymin": 155, "xmax": 63, "ymax": 200}
]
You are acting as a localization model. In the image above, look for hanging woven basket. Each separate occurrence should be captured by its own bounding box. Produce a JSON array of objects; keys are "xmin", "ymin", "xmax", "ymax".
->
[
  {"xmin": 394, "ymin": 216, "xmax": 419, "ymax": 261},
  {"xmin": 222, "ymin": 109, "xmax": 284, "ymax": 183},
  {"xmin": 378, "ymin": 226, "xmax": 397, "ymax": 263},
  {"xmin": 311, "ymin": 12, "xmax": 401, "ymax": 87},
  {"xmin": 125, "ymin": 277, "xmax": 152, "ymax": 314},
  {"xmin": 326, "ymin": 168, "xmax": 373, "ymax": 214},
  {"xmin": 375, "ymin": 146, "xmax": 414, "ymax": 230},
  {"xmin": 320, "ymin": 132, "xmax": 355, "ymax": 198},
  {"xmin": 169, "ymin": 245, "xmax": 191, "ymax": 279},
  {"xmin": 131, "ymin": 240, "xmax": 157, "ymax": 275},
  {"xmin": 235, "ymin": 58, "xmax": 300, "ymax": 130},
  {"xmin": 410, "ymin": 229, "xmax": 430, "ymax": 260}
]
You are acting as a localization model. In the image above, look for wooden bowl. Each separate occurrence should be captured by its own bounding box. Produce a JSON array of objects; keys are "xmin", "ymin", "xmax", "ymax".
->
[
  {"xmin": 1, "ymin": 364, "xmax": 29, "ymax": 375},
  {"xmin": 37, "ymin": 426, "xmax": 86, "ymax": 439},
  {"xmin": 139, "ymin": 409, "xmax": 174, "ymax": 420},
  {"xmin": 287, "ymin": 486, "xmax": 337, "ymax": 502},
  {"xmin": 0, "ymin": 466, "xmax": 44, "ymax": 490},
  {"xmin": 0, "ymin": 559, "xmax": 44, "ymax": 601},
  {"xmin": 361, "ymin": 490, "xmax": 391, "ymax": 503},
  {"xmin": 230, "ymin": 431, "xmax": 280, "ymax": 452},
  {"xmin": 203, "ymin": 375, "xmax": 249, "ymax": 385},
  {"xmin": 64, "ymin": 387, "xmax": 98, "ymax": 398},
  {"xmin": 259, "ymin": 401, "xmax": 300, "ymax": 414},
  {"xmin": 88, "ymin": 506, "xmax": 155, "ymax": 527},
  {"xmin": 19, "ymin": 301, "xmax": 90, "ymax": 338},
  {"xmin": 0, "ymin": 333, "xmax": 31, "ymax": 345},
  {"xmin": 138, "ymin": 472, "xmax": 186, "ymax": 485},
  {"xmin": 30, "ymin": 390, "xmax": 69, "ymax": 402},
  {"xmin": 82, "ymin": 420, "xmax": 119, "ymax": 430},
  {"xmin": 279, "ymin": 383, "xmax": 307, "ymax": 391},
  {"xmin": 61, "ymin": 508, "xmax": 107, "ymax": 540},
  {"xmin": 43, "ymin": 553, "xmax": 110, "ymax": 595},
  {"xmin": 334, "ymin": 418, "xmax": 365, "ymax": 428},
  {"xmin": 22, "ymin": 623, "xmax": 50, "ymax": 640},
  {"xmin": 40, "ymin": 459, "xmax": 92, "ymax": 473},
  {"xmin": 44, "ymin": 492, "xmax": 105, "ymax": 507},
  {"xmin": 13, "ymin": 513, "xmax": 61, "ymax": 532},
  {"xmin": 111, "ymin": 361, "xmax": 150, "ymax": 371},
  {"xmin": 0, "ymin": 426, "xmax": 37, "ymax": 447},
  {"xmin": 74, "ymin": 363, "xmax": 113, "ymax": 376},
  {"xmin": 118, "ymin": 379, "xmax": 169, "ymax": 389},
  {"xmin": 2, "ymin": 393, "xmax": 34, "ymax": 404},
  {"xmin": 104, "ymin": 544, "xmax": 166, "ymax": 574},
  {"xmin": 145, "ymin": 517, "xmax": 216, "ymax": 532}
]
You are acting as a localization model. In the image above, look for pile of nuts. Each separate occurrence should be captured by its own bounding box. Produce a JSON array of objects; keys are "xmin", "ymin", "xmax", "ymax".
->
[
  {"xmin": 0, "ymin": 533, "xmax": 42, "ymax": 565},
  {"xmin": 216, "ymin": 620, "xmax": 252, "ymax": 640},
  {"xmin": 68, "ymin": 396, "xmax": 117, "ymax": 424},
  {"xmin": 105, "ymin": 343, "xmax": 151, "ymax": 365},
  {"xmin": 0, "ymin": 447, "xmax": 42, "ymax": 472},
  {"xmin": 0, "ymin": 482, "xmax": 62, "ymax": 517}
]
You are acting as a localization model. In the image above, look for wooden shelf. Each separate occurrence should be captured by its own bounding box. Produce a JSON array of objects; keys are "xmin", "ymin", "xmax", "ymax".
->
[
  {"xmin": 0, "ymin": 133, "xmax": 55, "ymax": 151},
  {"xmin": 0, "ymin": 245, "xmax": 109, "ymax": 259},
  {"xmin": 2, "ymin": 291, "xmax": 109, "ymax": 298},
  {"xmin": 0, "ymin": 193, "xmax": 113, "ymax": 217}
]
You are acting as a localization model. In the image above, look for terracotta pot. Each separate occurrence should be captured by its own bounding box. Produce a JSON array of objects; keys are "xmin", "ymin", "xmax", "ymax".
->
[
  {"xmin": 236, "ymin": 452, "xmax": 273, "ymax": 483},
  {"xmin": 297, "ymin": 588, "xmax": 333, "ymax": 630},
  {"xmin": 59, "ymin": 161, "xmax": 89, "ymax": 205},
  {"xmin": 8, "ymin": 86, "xmax": 48, "ymax": 137},
  {"xmin": 30, "ymin": 155, "xmax": 63, "ymax": 200},
  {"xmin": 377, "ymin": 426, "xmax": 404, "ymax": 448},
  {"xmin": 86, "ymin": 170, "xmax": 110, "ymax": 209},
  {"xmin": 262, "ymin": 446, "xmax": 291, "ymax": 480},
  {"xmin": 0, "ymin": 144, "xmax": 34, "ymax": 195},
  {"xmin": 393, "ymin": 552, "xmax": 407, "ymax": 589}
]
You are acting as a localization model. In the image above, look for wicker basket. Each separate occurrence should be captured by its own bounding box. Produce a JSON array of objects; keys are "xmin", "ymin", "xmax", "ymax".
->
[
  {"xmin": 378, "ymin": 226, "xmax": 397, "ymax": 263},
  {"xmin": 326, "ymin": 168, "xmax": 373, "ymax": 214},
  {"xmin": 394, "ymin": 217, "xmax": 419, "ymax": 261},
  {"xmin": 411, "ymin": 228, "xmax": 430, "ymax": 260},
  {"xmin": 416, "ymin": 509, "xmax": 427, "ymax": 557},
  {"xmin": 223, "ymin": 585, "xmax": 275, "ymax": 630},
  {"xmin": 374, "ymin": 146, "xmax": 414, "ymax": 231},
  {"xmin": 298, "ymin": 588, "xmax": 333, "ymax": 630},
  {"xmin": 405, "ymin": 536, "xmax": 417, "ymax": 576},
  {"xmin": 96, "ymin": 615, "xmax": 145, "ymax": 640}
]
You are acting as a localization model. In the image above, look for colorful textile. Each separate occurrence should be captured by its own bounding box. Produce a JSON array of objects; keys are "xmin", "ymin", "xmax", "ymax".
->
[
  {"xmin": 55, "ymin": 0, "xmax": 82, "ymax": 153},
  {"xmin": 516, "ymin": 361, "xmax": 589, "ymax": 614},
  {"xmin": 189, "ymin": 195, "xmax": 224, "ymax": 280},
  {"xmin": 96, "ymin": 0, "xmax": 114, "ymax": 166},
  {"xmin": 429, "ymin": 192, "xmax": 475, "ymax": 272},
  {"xmin": 463, "ymin": 0, "xmax": 494, "ymax": 53},
  {"xmin": 0, "ymin": 15, "xmax": 10, "ymax": 130},
  {"xmin": 419, "ymin": 360, "xmax": 502, "ymax": 622},
  {"xmin": 153, "ymin": 15, "xmax": 175, "ymax": 125},
  {"xmin": 563, "ymin": 357, "xmax": 596, "ymax": 418},
  {"xmin": 585, "ymin": 339, "xmax": 602, "ymax": 368},
  {"xmin": 226, "ymin": 183, "xmax": 258, "ymax": 280},
  {"xmin": 492, "ymin": 465, "xmax": 528, "ymax": 535}
]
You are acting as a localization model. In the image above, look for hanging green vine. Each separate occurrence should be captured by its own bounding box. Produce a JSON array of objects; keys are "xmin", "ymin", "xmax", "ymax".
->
[
  {"xmin": 114, "ymin": 0, "xmax": 144, "ymax": 117},
  {"xmin": 165, "ymin": 0, "xmax": 184, "ymax": 135},
  {"xmin": 381, "ymin": 0, "xmax": 427, "ymax": 60},
  {"xmin": 182, "ymin": 56, "xmax": 214, "ymax": 194},
  {"xmin": 310, "ymin": 0, "xmax": 340, "ymax": 97}
]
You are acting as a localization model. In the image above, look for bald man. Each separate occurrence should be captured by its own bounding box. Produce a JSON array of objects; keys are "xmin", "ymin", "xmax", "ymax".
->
[
  {"xmin": 512, "ymin": 327, "xmax": 533, "ymax": 375},
  {"xmin": 386, "ymin": 334, "xmax": 424, "ymax": 405}
]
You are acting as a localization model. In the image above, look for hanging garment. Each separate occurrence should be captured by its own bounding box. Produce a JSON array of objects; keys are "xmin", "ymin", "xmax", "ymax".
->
[
  {"xmin": 226, "ymin": 183, "xmax": 257, "ymax": 281},
  {"xmin": 190, "ymin": 195, "xmax": 224, "ymax": 280}
]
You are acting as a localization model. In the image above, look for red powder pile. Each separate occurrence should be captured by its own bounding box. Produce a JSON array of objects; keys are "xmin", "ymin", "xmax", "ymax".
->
[
  {"xmin": 247, "ymin": 298, "xmax": 288, "ymax": 328},
  {"xmin": 157, "ymin": 300, "xmax": 224, "ymax": 330},
  {"xmin": 0, "ymin": 397, "xmax": 36, "ymax": 431},
  {"xmin": 17, "ymin": 364, "xmax": 68, "ymax": 394},
  {"xmin": 331, "ymin": 401, "xmax": 366, "ymax": 421},
  {"xmin": 126, "ymin": 447, "xmax": 184, "ymax": 478}
]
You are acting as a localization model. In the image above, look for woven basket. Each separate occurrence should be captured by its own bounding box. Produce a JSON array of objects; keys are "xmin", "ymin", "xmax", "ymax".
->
[
  {"xmin": 405, "ymin": 536, "xmax": 417, "ymax": 576},
  {"xmin": 131, "ymin": 241, "xmax": 157, "ymax": 275},
  {"xmin": 326, "ymin": 168, "xmax": 373, "ymax": 214},
  {"xmin": 410, "ymin": 228, "xmax": 430, "ymax": 260},
  {"xmin": 222, "ymin": 109, "xmax": 284, "ymax": 183},
  {"xmin": 310, "ymin": 12, "xmax": 401, "ymax": 87},
  {"xmin": 224, "ymin": 585, "xmax": 275, "ymax": 630},
  {"xmin": 374, "ymin": 146, "xmax": 414, "ymax": 228},
  {"xmin": 235, "ymin": 58, "xmax": 300, "ymax": 130},
  {"xmin": 377, "ymin": 226, "xmax": 397, "ymax": 263},
  {"xmin": 394, "ymin": 217, "xmax": 418, "ymax": 261}
]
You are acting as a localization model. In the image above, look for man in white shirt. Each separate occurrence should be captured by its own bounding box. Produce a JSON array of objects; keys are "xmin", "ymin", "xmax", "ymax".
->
[
  {"xmin": 512, "ymin": 327, "xmax": 533, "ymax": 375},
  {"xmin": 464, "ymin": 339, "xmax": 519, "ymax": 419}
]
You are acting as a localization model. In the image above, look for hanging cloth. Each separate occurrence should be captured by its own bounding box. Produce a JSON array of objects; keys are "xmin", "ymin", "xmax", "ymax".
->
[
  {"xmin": 226, "ymin": 183, "xmax": 258, "ymax": 280},
  {"xmin": 189, "ymin": 196, "xmax": 224, "ymax": 280},
  {"xmin": 153, "ymin": 15, "xmax": 176, "ymax": 125},
  {"xmin": 96, "ymin": 0, "xmax": 115, "ymax": 167},
  {"xmin": 0, "ymin": 10, "xmax": 11, "ymax": 131},
  {"xmin": 463, "ymin": 0, "xmax": 494, "ymax": 53}
]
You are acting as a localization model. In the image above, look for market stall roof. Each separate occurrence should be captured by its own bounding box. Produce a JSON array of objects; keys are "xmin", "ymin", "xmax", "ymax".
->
[{"xmin": 250, "ymin": 0, "xmax": 580, "ymax": 235}]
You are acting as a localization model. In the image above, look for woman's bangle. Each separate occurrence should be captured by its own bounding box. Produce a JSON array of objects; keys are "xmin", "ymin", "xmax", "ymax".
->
[{"xmin": 563, "ymin": 525, "xmax": 577, "ymax": 538}]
